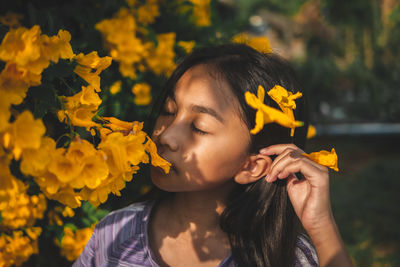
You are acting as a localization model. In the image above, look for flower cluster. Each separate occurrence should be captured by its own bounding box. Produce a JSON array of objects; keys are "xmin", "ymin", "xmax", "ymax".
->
[
  {"xmin": 57, "ymin": 226, "xmax": 94, "ymax": 262},
  {"xmin": 0, "ymin": 228, "xmax": 42, "ymax": 266},
  {"xmin": 95, "ymin": 7, "xmax": 177, "ymax": 80},
  {"xmin": 0, "ymin": 23, "xmax": 170, "ymax": 265},
  {"xmin": 0, "ymin": 25, "xmax": 76, "ymax": 265},
  {"xmin": 95, "ymin": 0, "xmax": 205, "ymax": 106},
  {"xmin": 0, "ymin": 25, "xmax": 74, "ymax": 132}
]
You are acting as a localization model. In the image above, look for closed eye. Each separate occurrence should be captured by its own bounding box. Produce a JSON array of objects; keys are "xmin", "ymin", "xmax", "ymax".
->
[
  {"xmin": 191, "ymin": 123, "xmax": 208, "ymax": 135},
  {"xmin": 160, "ymin": 109, "xmax": 175, "ymax": 116}
]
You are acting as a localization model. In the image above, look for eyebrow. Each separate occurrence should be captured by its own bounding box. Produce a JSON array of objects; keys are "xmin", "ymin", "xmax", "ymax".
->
[{"xmin": 191, "ymin": 104, "xmax": 225, "ymax": 124}]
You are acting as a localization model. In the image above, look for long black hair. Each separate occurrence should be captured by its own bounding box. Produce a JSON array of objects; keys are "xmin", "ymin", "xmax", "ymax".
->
[{"xmin": 145, "ymin": 44, "xmax": 309, "ymax": 267}]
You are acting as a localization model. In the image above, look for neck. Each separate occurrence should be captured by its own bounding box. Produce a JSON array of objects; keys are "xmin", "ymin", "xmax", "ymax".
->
[{"xmin": 164, "ymin": 181, "xmax": 235, "ymax": 232}]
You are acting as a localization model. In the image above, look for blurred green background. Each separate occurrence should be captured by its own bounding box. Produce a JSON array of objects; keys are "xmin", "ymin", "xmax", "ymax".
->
[{"xmin": 2, "ymin": 0, "xmax": 399, "ymax": 266}]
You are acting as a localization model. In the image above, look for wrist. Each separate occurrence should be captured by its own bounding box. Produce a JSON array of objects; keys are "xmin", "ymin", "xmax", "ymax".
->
[{"xmin": 306, "ymin": 216, "xmax": 352, "ymax": 267}]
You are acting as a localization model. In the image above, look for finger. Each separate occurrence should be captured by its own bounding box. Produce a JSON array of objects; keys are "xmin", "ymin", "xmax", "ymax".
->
[
  {"xmin": 260, "ymin": 143, "xmax": 303, "ymax": 156},
  {"xmin": 268, "ymin": 155, "xmax": 329, "ymax": 185},
  {"xmin": 269, "ymin": 147, "xmax": 300, "ymax": 175}
]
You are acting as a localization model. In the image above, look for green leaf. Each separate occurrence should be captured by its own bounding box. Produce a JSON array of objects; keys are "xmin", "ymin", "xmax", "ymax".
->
[{"xmin": 28, "ymin": 84, "xmax": 59, "ymax": 118}]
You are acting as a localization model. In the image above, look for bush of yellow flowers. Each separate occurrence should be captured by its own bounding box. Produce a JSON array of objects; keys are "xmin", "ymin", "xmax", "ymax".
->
[{"xmin": 0, "ymin": 0, "xmax": 270, "ymax": 266}]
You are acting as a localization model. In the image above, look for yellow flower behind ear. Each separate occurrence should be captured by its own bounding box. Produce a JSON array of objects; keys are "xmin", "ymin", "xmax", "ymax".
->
[
  {"xmin": 245, "ymin": 85, "xmax": 304, "ymax": 135},
  {"xmin": 302, "ymin": 148, "xmax": 339, "ymax": 171},
  {"xmin": 267, "ymin": 85, "xmax": 302, "ymax": 136}
]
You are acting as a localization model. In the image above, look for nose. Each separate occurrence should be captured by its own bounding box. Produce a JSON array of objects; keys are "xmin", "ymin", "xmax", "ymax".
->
[{"xmin": 156, "ymin": 121, "xmax": 180, "ymax": 152}]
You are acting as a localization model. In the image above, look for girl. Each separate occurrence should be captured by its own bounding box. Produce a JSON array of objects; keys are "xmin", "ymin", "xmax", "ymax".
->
[{"xmin": 74, "ymin": 44, "xmax": 352, "ymax": 267}]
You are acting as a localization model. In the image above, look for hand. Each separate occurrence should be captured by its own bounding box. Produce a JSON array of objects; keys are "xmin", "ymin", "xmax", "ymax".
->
[
  {"xmin": 260, "ymin": 143, "xmax": 333, "ymax": 232},
  {"xmin": 260, "ymin": 144, "xmax": 353, "ymax": 266}
]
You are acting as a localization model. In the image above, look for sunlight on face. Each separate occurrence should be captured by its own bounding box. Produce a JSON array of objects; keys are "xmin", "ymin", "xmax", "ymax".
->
[{"xmin": 151, "ymin": 64, "xmax": 251, "ymax": 192}]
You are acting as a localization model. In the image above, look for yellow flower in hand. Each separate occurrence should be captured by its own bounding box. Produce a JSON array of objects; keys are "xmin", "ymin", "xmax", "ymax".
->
[
  {"xmin": 267, "ymin": 85, "xmax": 302, "ymax": 136},
  {"xmin": 245, "ymin": 85, "xmax": 303, "ymax": 135},
  {"xmin": 302, "ymin": 148, "xmax": 339, "ymax": 171}
]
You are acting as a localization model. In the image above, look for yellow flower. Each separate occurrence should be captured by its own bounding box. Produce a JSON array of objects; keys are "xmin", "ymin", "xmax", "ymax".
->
[
  {"xmin": 39, "ymin": 29, "xmax": 75, "ymax": 63},
  {"xmin": 245, "ymin": 85, "xmax": 304, "ymax": 135},
  {"xmin": 0, "ymin": 156, "xmax": 26, "ymax": 210},
  {"xmin": 0, "ymin": 25, "xmax": 42, "ymax": 67},
  {"xmin": 34, "ymin": 171, "xmax": 63, "ymax": 195},
  {"xmin": 59, "ymin": 226, "xmax": 94, "ymax": 261},
  {"xmin": 101, "ymin": 116, "xmax": 137, "ymax": 132},
  {"xmin": 126, "ymin": 0, "xmax": 137, "ymax": 7},
  {"xmin": 50, "ymin": 187, "xmax": 82, "ymax": 208},
  {"xmin": 98, "ymin": 131, "xmax": 147, "ymax": 176},
  {"xmin": 177, "ymin": 40, "xmax": 195, "ymax": 54},
  {"xmin": 96, "ymin": 8, "xmax": 147, "ymax": 79},
  {"xmin": 20, "ymin": 136, "xmax": 56, "ymax": 177},
  {"xmin": 145, "ymin": 137, "xmax": 171, "ymax": 173},
  {"xmin": 25, "ymin": 227, "xmax": 42, "ymax": 240},
  {"xmin": 109, "ymin": 80, "xmax": 122, "ymax": 94},
  {"xmin": 267, "ymin": 85, "xmax": 303, "ymax": 136},
  {"xmin": 132, "ymin": 82, "xmax": 152, "ymax": 105},
  {"xmin": 188, "ymin": 0, "xmax": 211, "ymax": 26},
  {"xmin": 0, "ymin": 230, "xmax": 40, "ymax": 266},
  {"xmin": 0, "ymin": 12, "xmax": 23, "ymax": 28},
  {"xmin": 65, "ymin": 138, "xmax": 97, "ymax": 163},
  {"xmin": 48, "ymin": 209, "xmax": 63, "ymax": 226},
  {"xmin": 3, "ymin": 110, "xmax": 45, "ymax": 160},
  {"xmin": 74, "ymin": 52, "xmax": 112, "ymax": 92},
  {"xmin": 48, "ymin": 148, "xmax": 83, "ymax": 184},
  {"xmin": 62, "ymin": 206, "xmax": 75, "ymax": 217},
  {"xmin": 146, "ymin": 33, "xmax": 176, "ymax": 76},
  {"xmin": 0, "ymin": 193, "xmax": 46, "ymax": 229},
  {"xmin": 137, "ymin": 0, "xmax": 160, "ymax": 25},
  {"xmin": 302, "ymin": 148, "xmax": 339, "ymax": 171},
  {"xmin": 58, "ymin": 86, "xmax": 101, "ymax": 130},
  {"xmin": 0, "ymin": 62, "xmax": 34, "ymax": 106},
  {"xmin": 233, "ymin": 33, "xmax": 272, "ymax": 53},
  {"xmin": 307, "ymin": 124, "xmax": 317, "ymax": 139},
  {"xmin": 79, "ymin": 152, "xmax": 109, "ymax": 189}
]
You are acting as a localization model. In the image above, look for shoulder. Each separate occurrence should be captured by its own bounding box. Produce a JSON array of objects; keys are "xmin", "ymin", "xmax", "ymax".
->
[
  {"xmin": 294, "ymin": 233, "xmax": 319, "ymax": 267},
  {"xmin": 96, "ymin": 200, "xmax": 153, "ymax": 231},
  {"xmin": 73, "ymin": 200, "xmax": 156, "ymax": 267},
  {"xmin": 93, "ymin": 200, "xmax": 155, "ymax": 245}
]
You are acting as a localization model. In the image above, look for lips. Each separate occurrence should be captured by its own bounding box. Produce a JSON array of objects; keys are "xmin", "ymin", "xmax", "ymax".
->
[{"xmin": 156, "ymin": 151, "xmax": 178, "ymax": 174}]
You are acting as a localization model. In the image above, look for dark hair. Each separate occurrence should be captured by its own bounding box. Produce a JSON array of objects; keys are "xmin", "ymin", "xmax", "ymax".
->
[{"xmin": 146, "ymin": 44, "xmax": 309, "ymax": 267}]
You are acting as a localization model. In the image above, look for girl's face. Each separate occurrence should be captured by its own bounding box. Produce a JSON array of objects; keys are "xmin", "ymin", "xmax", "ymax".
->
[{"xmin": 151, "ymin": 64, "xmax": 251, "ymax": 192}]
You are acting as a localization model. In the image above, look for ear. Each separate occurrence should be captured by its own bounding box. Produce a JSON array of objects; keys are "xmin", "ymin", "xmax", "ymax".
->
[{"xmin": 234, "ymin": 154, "xmax": 272, "ymax": 184}]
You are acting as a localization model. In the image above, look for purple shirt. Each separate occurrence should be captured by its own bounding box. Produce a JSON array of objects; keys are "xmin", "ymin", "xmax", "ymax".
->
[{"xmin": 73, "ymin": 201, "xmax": 318, "ymax": 267}]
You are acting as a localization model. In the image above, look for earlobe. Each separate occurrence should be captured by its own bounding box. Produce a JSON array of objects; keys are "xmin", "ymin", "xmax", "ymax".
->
[{"xmin": 234, "ymin": 154, "xmax": 272, "ymax": 184}]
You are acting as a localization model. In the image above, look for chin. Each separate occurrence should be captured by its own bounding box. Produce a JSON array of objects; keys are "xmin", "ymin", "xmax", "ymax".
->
[{"xmin": 150, "ymin": 166, "xmax": 178, "ymax": 192}]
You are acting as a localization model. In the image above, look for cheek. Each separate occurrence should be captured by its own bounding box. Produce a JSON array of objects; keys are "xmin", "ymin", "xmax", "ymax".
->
[{"xmin": 194, "ymin": 136, "xmax": 249, "ymax": 181}]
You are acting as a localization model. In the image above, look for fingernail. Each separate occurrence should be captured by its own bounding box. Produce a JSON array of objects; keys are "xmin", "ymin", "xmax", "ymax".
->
[{"xmin": 265, "ymin": 174, "xmax": 270, "ymax": 182}]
